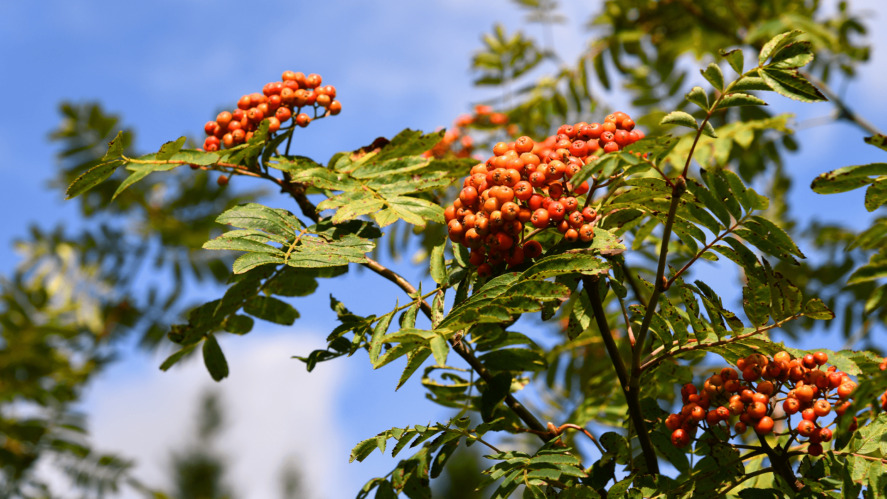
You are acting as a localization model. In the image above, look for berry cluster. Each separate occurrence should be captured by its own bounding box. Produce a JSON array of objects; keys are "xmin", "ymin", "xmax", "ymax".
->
[
  {"xmin": 444, "ymin": 112, "xmax": 644, "ymax": 275},
  {"xmin": 202, "ymin": 71, "xmax": 341, "ymax": 152},
  {"xmin": 666, "ymin": 351, "xmax": 856, "ymax": 457},
  {"xmin": 881, "ymin": 357, "xmax": 887, "ymax": 411},
  {"xmin": 425, "ymin": 104, "xmax": 515, "ymax": 160}
]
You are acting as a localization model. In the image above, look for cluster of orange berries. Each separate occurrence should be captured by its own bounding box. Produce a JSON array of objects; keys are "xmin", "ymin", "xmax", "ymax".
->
[
  {"xmin": 202, "ymin": 71, "xmax": 341, "ymax": 152},
  {"xmin": 666, "ymin": 351, "xmax": 857, "ymax": 457},
  {"xmin": 425, "ymin": 104, "xmax": 515, "ymax": 160},
  {"xmin": 880, "ymin": 357, "xmax": 887, "ymax": 411},
  {"xmin": 444, "ymin": 112, "xmax": 644, "ymax": 275}
]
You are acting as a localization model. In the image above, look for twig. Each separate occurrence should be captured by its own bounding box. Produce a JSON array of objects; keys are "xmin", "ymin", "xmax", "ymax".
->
[
  {"xmin": 557, "ymin": 423, "xmax": 606, "ymax": 455},
  {"xmin": 666, "ymin": 220, "xmax": 741, "ymax": 288},
  {"xmin": 283, "ymin": 175, "xmax": 551, "ymax": 439}
]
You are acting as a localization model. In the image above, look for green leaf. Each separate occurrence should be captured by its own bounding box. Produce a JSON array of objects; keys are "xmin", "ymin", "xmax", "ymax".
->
[
  {"xmin": 732, "ymin": 75, "xmax": 772, "ymax": 92},
  {"xmin": 202, "ymin": 334, "xmax": 229, "ymax": 381},
  {"xmin": 429, "ymin": 238, "xmax": 446, "ymax": 285},
  {"xmin": 232, "ymin": 253, "xmax": 287, "ymax": 274},
  {"xmin": 429, "ymin": 334, "xmax": 448, "ymax": 367},
  {"xmin": 811, "ymin": 163, "xmax": 887, "ymax": 194},
  {"xmin": 720, "ymin": 48, "xmax": 744, "ymax": 74},
  {"xmin": 216, "ymin": 203, "xmax": 302, "ymax": 237},
  {"xmin": 244, "ymin": 296, "xmax": 299, "ymax": 325},
  {"xmin": 223, "ymin": 314, "xmax": 254, "ymax": 334},
  {"xmin": 520, "ymin": 252, "xmax": 611, "ymax": 280},
  {"xmin": 716, "ymin": 93, "xmax": 768, "ymax": 110},
  {"xmin": 155, "ymin": 136, "xmax": 187, "ymax": 160},
  {"xmin": 101, "ymin": 130, "xmax": 126, "ymax": 161},
  {"xmin": 746, "ymin": 215, "xmax": 805, "ymax": 259},
  {"xmin": 397, "ymin": 348, "xmax": 431, "ymax": 390},
  {"xmin": 377, "ymin": 196, "xmax": 444, "ymax": 227},
  {"xmin": 65, "ymin": 160, "xmax": 123, "ymax": 199},
  {"xmin": 368, "ymin": 310, "xmax": 394, "ymax": 364},
  {"xmin": 660, "ymin": 111, "xmax": 697, "ymax": 130},
  {"xmin": 743, "ymin": 274, "xmax": 770, "ymax": 327},
  {"xmin": 865, "ymin": 179, "xmax": 887, "ymax": 211},
  {"xmin": 159, "ymin": 345, "xmax": 197, "ymax": 371},
  {"xmin": 686, "ymin": 86, "xmax": 709, "ymax": 110},
  {"xmin": 865, "ymin": 134, "xmax": 887, "ymax": 152},
  {"xmin": 758, "ymin": 30, "xmax": 802, "ymax": 66},
  {"xmin": 701, "ymin": 120, "xmax": 718, "ymax": 138},
  {"xmin": 479, "ymin": 348, "xmax": 546, "ymax": 372},
  {"xmin": 847, "ymin": 250, "xmax": 887, "ymax": 286},
  {"xmin": 599, "ymin": 432, "xmax": 631, "ymax": 465},
  {"xmin": 768, "ymin": 41, "xmax": 815, "ymax": 69},
  {"xmin": 759, "ymin": 68, "xmax": 826, "ymax": 103},
  {"xmin": 111, "ymin": 169, "xmax": 151, "ymax": 200},
  {"xmin": 350, "ymin": 436, "xmax": 380, "ymax": 463},
  {"xmin": 849, "ymin": 413, "xmax": 887, "ymax": 454},
  {"xmin": 268, "ymin": 154, "xmax": 325, "ymax": 173},
  {"xmin": 701, "ymin": 63, "xmax": 724, "ymax": 91},
  {"xmin": 802, "ymin": 298, "xmax": 834, "ymax": 320}
]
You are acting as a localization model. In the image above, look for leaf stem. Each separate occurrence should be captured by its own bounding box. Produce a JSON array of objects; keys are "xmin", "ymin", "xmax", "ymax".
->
[
  {"xmin": 557, "ymin": 423, "xmax": 606, "ymax": 455},
  {"xmin": 666, "ymin": 219, "xmax": 741, "ymax": 288}
]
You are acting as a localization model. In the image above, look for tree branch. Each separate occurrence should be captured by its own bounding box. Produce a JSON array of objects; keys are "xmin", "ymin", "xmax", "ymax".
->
[
  {"xmin": 282, "ymin": 176, "xmax": 550, "ymax": 439},
  {"xmin": 582, "ymin": 276, "xmax": 659, "ymax": 473}
]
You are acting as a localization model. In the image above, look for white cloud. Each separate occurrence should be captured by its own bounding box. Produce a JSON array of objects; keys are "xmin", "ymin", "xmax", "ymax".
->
[{"xmin": 82, "ymin": 331, "xmax": 348, "ymax": 499}]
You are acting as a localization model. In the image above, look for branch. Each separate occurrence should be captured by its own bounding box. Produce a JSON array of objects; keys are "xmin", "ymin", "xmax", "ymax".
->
[
  {"xmin": 582, "ymin": 276, "xmax": 659, "ymax": 473},
  {"xmin": 754, "ymin": 433, "xmax": 802, "ymax": 492},
  {"xmin": 557, "ymin": 424, "xmax": 606, "ymax": 455},
  {"xmin": 282, "ymin": 174, "xmax": 550, "ymax": 439}
]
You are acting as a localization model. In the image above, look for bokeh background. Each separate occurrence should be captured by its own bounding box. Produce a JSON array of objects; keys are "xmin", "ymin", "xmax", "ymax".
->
[{"xmin": 1, "ymin": 1, "xmax": 886, "ymax": 497}]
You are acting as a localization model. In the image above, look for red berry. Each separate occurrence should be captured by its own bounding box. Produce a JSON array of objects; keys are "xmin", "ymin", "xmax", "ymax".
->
[
  {"xmin": 203, "ymin": 136, "xmax": 220, "ymax": 152},
  {"xmin": 754, "ymin": 416, "xmax": 774, "ymax": 435},
  {"xmin": 522, "ymin": 240, "xmax": 542, "ymax": 259},
  {"xmin": 306, "ymin": 73, "xmax": 322, "ymax": 88},
  {"xmin": 205, "ymin": 121, "xmax": 220, "ymax": 136},
  {"xmin": 671, "ymin": 429, "xmax": 690, "ymax": 448},
  {"xmin": 547, "ymin": 201, "xmax": 566, "ymax": 221},
  {"xmin": 295, "ymin": 113, "xmax": 311, "ymax": 127},
  {"xmin": 797, "ymin": 419, "xmax": 816, "ymax": 437},
  {"xmin": 530, "ymin": 209, "xmax": 550, "ymax": 229},
  {"xmin": 276, "ymin": 106, "xmax": 292, "ymax": 123}
]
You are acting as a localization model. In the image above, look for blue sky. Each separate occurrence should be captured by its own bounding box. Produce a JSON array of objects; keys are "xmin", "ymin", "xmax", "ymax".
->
[{"xmin": 1, "ymin": 1, "xmax": 886, "ymax": 497}]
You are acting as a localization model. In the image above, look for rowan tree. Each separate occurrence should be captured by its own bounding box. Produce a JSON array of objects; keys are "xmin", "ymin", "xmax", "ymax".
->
[{"xmin": 3, "ymin": 1, "xmax": 887, "ymax": 497}]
